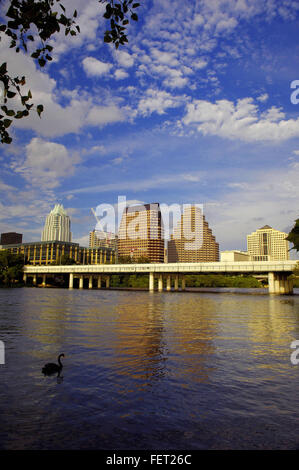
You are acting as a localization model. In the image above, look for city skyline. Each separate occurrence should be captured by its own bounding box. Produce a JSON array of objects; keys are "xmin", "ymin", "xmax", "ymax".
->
[
  {"xmin": 0, "ymin": 1, "xmax": 299, "ymax": 259},
  {"xmin": 1, "ymin": 197, "xmax": 296, "ymax": 268}
]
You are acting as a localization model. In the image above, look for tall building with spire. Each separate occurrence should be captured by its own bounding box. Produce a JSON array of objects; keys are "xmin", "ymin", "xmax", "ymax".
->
[
  {"xmin": 168, "ymin": 205, "xmax": 219, "ymax": 262},
  {"xmin": 41, "ymin": 204, "xmax": 72, "ymax": 242}
]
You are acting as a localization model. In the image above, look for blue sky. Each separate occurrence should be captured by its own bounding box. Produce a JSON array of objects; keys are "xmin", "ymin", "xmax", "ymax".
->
[{"xmin": 0, "ymin": 0, "xmax": 299, "ymax": 257}]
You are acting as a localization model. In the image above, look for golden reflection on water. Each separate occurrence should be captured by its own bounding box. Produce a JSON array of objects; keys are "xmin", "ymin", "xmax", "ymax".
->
[
  {"xmin": 16, "ymin": 288, "xmax": 299, "ymax": 386},
  {"xmin": 2, "ymin": 288, "xmax": 299, "ymax": 450},
  {"xmin": 247, "ymin": 296, "xmax": 299, "ymax": 367},
  {"xmin": 112, "ymin": 293, "xmax": 219, "ymax": 387}
]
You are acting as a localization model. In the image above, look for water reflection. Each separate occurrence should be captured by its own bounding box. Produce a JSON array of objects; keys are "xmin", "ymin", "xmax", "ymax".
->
[
  {"xmin": 113, "ymin": 295, "xmax": 168, "ymax": 390},
  {"xmin": 0, "ymin": 287, "xmax": 299, "ymax": 450}
]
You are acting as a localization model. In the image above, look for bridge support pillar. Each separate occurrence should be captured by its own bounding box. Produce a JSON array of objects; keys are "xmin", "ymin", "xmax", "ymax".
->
[
  {"xmin": 23, "ymin": 273, "xmax": 27, "ymax": 284},
  {"xmin": 149, "ymin": 272, "xmax": 154, "ymax": 292},
  {"xmin": 69, "ymin": 273, "xmax": 74, "ymax": 289},
  {"xmin": 79, "ymin": 275, "xmax": 83, "ymax": 289},
  {"xmin": 97, "ymin": 275, "xmax": 102, "ymax": 289},
  {"xmin": 181, "ymin": 275, "xmax": 186, "ymax": 291},
  {"xmin": 174, "ymin": 274, "xmax": 179, "ymax": 291},
  {"xmin": 158, "ymin": 274, "xmax": 163, "ymax": 292},
  {"xmin": 33, "ymin": 274, "xmax": 37, "ymax": 286},
  {"xmin": 105, "ymin": 276, "xmax": 110, "ymax": 289},
  {"xmin": 268, "ymin": 272, "xmax": 293, "ymax": 295},
  {"xmin": 166, "ymin": 275, "xmax": 171, "ymax": 291},
  {"xmin": 42, "ymin": 274, "xmax": 46, "ymax": 287},
  {"xmin": 89, "ymin": 275, "xmax": 93, "ymax": 289}
]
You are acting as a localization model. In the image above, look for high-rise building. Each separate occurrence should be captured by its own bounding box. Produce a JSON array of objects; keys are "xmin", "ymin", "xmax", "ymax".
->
[
  {"xmin": 0, "ymin": 232, "xmax": 23, "ymax": 245},
  {"xmin": 89, "ymin": 229, "xmax": 118, "ymax": 251},
  {"xmin": 168, "ymin": 206, "xmax": 219, "ymax": 262},
  {"xmin": 247, "ymin": 225, "xmax": 289, "ymax": 261},
  {"xmin": 117, "ymin": 203, "xmax": 164, "ymax": 263},
  {"xmin": 41, "ymin": 204, "xmax": 72, "ymax": 242}
]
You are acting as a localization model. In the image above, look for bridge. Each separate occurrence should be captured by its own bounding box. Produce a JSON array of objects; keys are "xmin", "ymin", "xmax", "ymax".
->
[{"xmin": 23, "ymin": 260, "xmax": 297, "ymax": 294}]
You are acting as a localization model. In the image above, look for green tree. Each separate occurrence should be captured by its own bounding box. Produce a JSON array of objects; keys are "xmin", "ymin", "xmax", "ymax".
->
[
  {"xmin": 0, "ymin": 250, "xmax": 24, "ymax": 286},
  {"xmin": 286, "ymin": 218, "xmax": 299, "ymax": 252},
  {"xmin": 0, "ymin": 0, "xmax": 140, "ymax": 143},
  {"xmin": 60, "ymin": 254, "xmax": 77, "ymax": 265}
]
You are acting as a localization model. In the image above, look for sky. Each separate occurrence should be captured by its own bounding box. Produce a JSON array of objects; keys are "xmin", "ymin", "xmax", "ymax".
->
[{"xmin": 0, "ymin": 0, "xmax": 299, "ymax": 257}]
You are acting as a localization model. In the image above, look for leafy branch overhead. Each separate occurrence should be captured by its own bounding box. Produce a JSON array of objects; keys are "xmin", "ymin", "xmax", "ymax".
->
[
  {"xmin": 101, "ymin": 0, "xmax": 140, "ymax": 48},
  {"xmin": 0, "ymin": 0, "xmax": 140, "ymax": 144},
  {"xmin": 286, "ymin": 218, "xmax": 299, "ymax": 252}
]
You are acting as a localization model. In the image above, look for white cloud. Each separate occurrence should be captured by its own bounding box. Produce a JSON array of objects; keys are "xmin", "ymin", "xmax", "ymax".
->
[
  {"xmin": 0, "ymin": 181, "xmax": 17, "ymax": 192},
  {"xmin": 182, "ymin": 97, "xmax": 299, "ymax": 142},
  {"xmin": 114, "ymin": 50, "xmax": 135, "ymax": 68},
  {"xmin": 0, "ymin": 34, "xmax": 126, "ymax": 137},
  {"xmin": 86, "ymin": 105, "xmax": 125, "ymax": 126},
  {"xmin": 14, "ymin": 138, "xmax": 81, "ymax": 189},
  {"xmin": 257, "ymin": 93, "xmax": 269, "ymax": 102},
  {"xmin": 205, "ymin": 160, "xmax": 299, "ymax": 255},
  {"xmin": 47, "ymin": 1, "xmax": 106, "ymax": 58},
  {"xmin": 193, "ymin": 59, "xmax": 208, "ymax": 70},
  {"xmin": 82, "ymin": 57, "xmax": 112, "ymax": 77},
  {"xmin": 114, "ymin": 69, "xmax": 129, "ymax": 80},
  {"xmin": 151, "ymin": 48, "xmax": 179, "ymax": 67},
  {"xmin": 66, "ymin": 171, "xmax": 205, "ymax": 195},
  {"xmin": 138, "ymin": 89, "xmax": 184, "ymax": 116}
]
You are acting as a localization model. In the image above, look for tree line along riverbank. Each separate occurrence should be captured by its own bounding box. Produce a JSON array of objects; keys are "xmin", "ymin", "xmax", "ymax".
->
[{"xmin": 1, "ymin": 250, "xmax": 298, "ymax": 288}]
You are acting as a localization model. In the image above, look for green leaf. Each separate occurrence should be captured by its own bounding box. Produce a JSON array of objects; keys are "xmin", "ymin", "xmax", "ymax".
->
[
  {"xmin": 0, "ymin": 62, "xmax": 7, "ymax": 75},
  {"xmin": 31, "ymin": 51, "xmax": 40, "ymax": 59},
  {"xmin": 3, "ymin": 119, "xmax": 12, "ymax": 128},
  {"xmin": 37, "ymin": 104, "xmax": 44, "ymax": 117},
  {"xmin": 5, "ymin": 109, "xmax": 15, "ymax": 117},
  {"xmin": 131, "ymin": 13, "xmax": 138, "ymax": 21},
  {"xmin": 104, "ymin": 34, "xmax": 112, "ymax": 43},
  {"xmin": 14, "ymin": 111, "xmax": 24, "ymax": 119},
  {"xmin": 38, "ymin": 57, "xmax": 46, "ymax": 67},
  {"xmin": 6, "ymin": 91, "xmax": 16, "ymax": 99}
]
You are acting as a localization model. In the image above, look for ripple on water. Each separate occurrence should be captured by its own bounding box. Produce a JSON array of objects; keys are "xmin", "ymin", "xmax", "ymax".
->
[{"xmin": 0, "ymin": 287, "xmax": 299, "ymax": 449}]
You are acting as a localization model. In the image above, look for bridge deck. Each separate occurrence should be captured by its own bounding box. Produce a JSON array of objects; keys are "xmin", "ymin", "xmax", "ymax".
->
[{"xmin": 23, "ymin": 260, "xmax": 297, "ymax": 275}]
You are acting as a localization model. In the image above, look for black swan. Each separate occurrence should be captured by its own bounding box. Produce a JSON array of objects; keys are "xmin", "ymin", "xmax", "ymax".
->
[{"xmin": 42, "ymin": 353, "xmax": 65, "ymax": 376}]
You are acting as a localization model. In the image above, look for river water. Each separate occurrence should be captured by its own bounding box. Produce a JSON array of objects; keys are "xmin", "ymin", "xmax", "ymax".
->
[{"xmin": 0, "ymin": 287, "xmax": 298, "ymax": 450}]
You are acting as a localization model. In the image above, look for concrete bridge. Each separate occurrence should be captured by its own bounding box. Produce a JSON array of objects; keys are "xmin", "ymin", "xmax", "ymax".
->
[{"xmin": 23, "ymin": 260, "xmax": 297, "ymax": 294}]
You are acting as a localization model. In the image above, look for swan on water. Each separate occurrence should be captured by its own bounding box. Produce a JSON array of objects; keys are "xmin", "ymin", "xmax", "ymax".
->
[{"xmin": 42, "ymin": 353, "xmax": 65, "ymax": 376}]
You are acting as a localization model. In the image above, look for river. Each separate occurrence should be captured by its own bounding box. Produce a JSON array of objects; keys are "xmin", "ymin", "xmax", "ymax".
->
[{"xmin": 0, "ymin": 287, "xmax": 298, "ymax": 450}]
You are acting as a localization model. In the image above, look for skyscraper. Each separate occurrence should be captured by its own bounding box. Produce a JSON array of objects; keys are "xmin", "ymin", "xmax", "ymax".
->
[
  {"xmin": 89, "ymin": 229, "xmax": 118, "ymax": 251},
  {"xmin": 168, "ymin": 205, "xmax": 219, "ymax": 262},
  {"xmin": 247, "ymin": 225, "xmax": 289, "ymax": 261},
  {"xmin": 117, "ymin": 203, "xmax": 164, "ymax": 263},
  {"xmin": 41, "ymin": 204, "xmax": 72, "ymax": 242}
]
